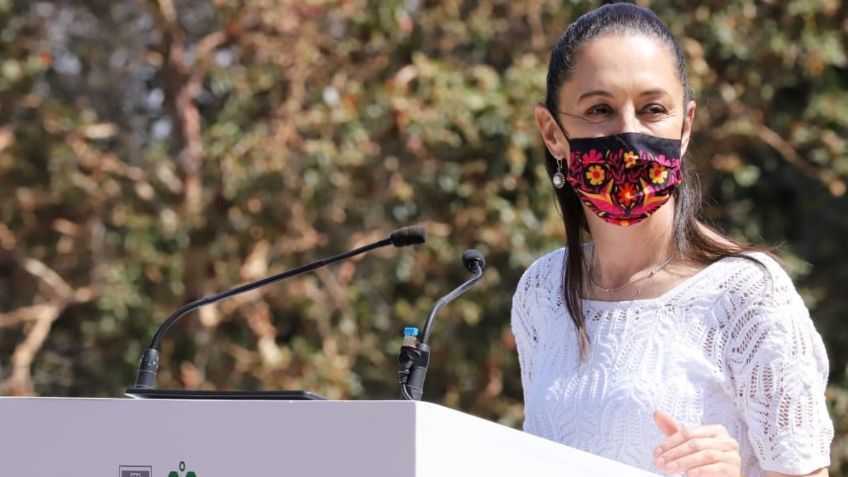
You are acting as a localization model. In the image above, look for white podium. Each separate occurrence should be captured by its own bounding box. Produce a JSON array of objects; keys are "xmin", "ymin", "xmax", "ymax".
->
[{"xmin": 0, "ymin": 398, "xmax": 661, "ymax": 477}]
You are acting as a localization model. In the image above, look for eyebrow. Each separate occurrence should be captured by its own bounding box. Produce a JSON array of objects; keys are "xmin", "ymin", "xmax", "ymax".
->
[
  {"xmin": 578, "ymin": 90, "xmax": 614, "ymax": 102},
  {"xmin": 639, "ymin": 88, "xmax": 672, "ymax": 98},
  {"xmin": 577, "ymin": 88, "xmax": 673, "ymax": 102}
]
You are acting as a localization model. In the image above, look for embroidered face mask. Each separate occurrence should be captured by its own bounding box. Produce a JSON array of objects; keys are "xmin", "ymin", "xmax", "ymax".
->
[{"xmin": 554, "ymin": 132, "xmax": 683, "ymax": 227}]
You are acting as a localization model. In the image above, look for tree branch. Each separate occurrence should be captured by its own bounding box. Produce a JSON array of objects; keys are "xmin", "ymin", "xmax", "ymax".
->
[
  {"xmin": 0, "ymin": 256, "xmax": 94, "ymax": 395},
  {"xmin": 8, "ymin": 303, "xmax": 62, "ymax": 396}
]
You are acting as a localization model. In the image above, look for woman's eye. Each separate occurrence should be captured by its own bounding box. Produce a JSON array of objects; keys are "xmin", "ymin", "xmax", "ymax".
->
[
  {"xmin": 586, "ymin": 104, "xmax": 613, "ymax": 116},
  {"xmin": 641, "ymin": 104, "xmax": 669, "ymax": 116}
]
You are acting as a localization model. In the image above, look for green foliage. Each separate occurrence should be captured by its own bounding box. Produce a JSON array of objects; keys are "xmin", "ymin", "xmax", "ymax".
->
[{"xmin": 0, "ymin": 0, "xmax": 846, "ymax": 471}]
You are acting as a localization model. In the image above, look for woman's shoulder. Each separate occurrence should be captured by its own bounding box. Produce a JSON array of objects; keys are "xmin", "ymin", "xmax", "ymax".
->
[
  {"xmin": 522, "ymin": 246, "xmax": 568, "ymax": 274},
  {"xmin": 706, "ymin": 250, "xmax": 801, "ymax": 310},
  {"xmin": 700, "ymin": 251, "xmax": 817, "ymax": 353},
  {"xmin": 515, "ymin": 247, "xmax": 568, "ymax": 291},
  {"xmin": 517, "ymin": 247, "xmax": 584, "ymax": 292}
]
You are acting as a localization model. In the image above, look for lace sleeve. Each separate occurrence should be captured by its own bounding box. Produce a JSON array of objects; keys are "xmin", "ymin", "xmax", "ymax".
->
[{"xmin": 724, "ymin": 255, "xmax": 833, "ymax": 475}]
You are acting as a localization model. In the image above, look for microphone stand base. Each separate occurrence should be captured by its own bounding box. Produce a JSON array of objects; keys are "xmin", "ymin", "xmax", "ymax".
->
[{"xmin": 124, "ymin": 388, "xmax": 326, "ymax": 400}]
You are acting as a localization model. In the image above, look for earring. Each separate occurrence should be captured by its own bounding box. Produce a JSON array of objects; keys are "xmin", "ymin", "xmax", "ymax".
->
[{"xmin": 552, "ymin": 157, "xmax": 565, "ymax": 189}]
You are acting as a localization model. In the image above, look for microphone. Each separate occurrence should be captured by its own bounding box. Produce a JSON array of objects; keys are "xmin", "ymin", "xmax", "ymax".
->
[
  {"xmin": 398, "ymin": 249, "xmax": 486, "ymax": 401},
  {"xmin": 461, "ymin": 249, "xmax": 485, "ymax": 277},
  {"xmin": 389, "ymin": 226, "xmax": 427, "ymax": 247},
  {"xmin": 128, "ymin": 226, "xmax": 426, "ymax": 396}
]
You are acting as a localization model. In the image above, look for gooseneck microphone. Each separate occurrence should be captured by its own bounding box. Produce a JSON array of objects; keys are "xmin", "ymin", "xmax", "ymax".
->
[
  {"xmin": 398, "ymin": 249, "xmax": 485, "ymax": 401},
  {"xmin": 128, "ymin": 226, "xmax": 426, "ymax": 395}
]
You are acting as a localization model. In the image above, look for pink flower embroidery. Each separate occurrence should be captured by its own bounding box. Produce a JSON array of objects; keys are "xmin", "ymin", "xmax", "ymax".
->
[{"xmin": 584, "ymin": 149, "xmax": 603, "ymax": 164}]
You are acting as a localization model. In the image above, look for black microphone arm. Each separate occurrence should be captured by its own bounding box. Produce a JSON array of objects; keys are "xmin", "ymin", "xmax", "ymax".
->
[
  {"xmin": 399, "ymin": 249, "xmax": 485, "ymax": 401},
  {"xmin": 131, "ymin": 226, "xmax": 427, "ymax": 391}
]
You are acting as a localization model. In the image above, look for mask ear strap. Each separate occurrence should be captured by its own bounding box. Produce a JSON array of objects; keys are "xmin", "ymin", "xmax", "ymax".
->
[
  {"xmin": 558, "ymin": 121, "xmax": 571, "ymax": 140},
  {"xmin": 545, "ymin": 105, "xmax": 572, "ymax": 141},
  {"xmin": 679, "ymin": 106, "xmax": 689, "ymax": 139}
]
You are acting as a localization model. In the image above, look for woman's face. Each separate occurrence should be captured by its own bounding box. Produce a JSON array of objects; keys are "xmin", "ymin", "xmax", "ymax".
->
[{"xmin": 535, "ymin": 33, "xmax": 696, "ymax": 163}]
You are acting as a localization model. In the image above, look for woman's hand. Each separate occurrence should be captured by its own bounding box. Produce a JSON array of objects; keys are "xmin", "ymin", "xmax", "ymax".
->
[{"xmin": 653, "ymin": 410, "xmax": 742, "ymax": 477}]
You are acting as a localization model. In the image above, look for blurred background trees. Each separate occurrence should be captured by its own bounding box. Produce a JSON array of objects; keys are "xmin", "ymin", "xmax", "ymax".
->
[{"xmin": 1, "ymin": 0, "xmax": 846, "ymax": 472}]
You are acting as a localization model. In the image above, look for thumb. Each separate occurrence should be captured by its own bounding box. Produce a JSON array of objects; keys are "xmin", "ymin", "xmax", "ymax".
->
[{"xmin": 654, "ymin": 410, "xmax": 681, "ymax": 437}]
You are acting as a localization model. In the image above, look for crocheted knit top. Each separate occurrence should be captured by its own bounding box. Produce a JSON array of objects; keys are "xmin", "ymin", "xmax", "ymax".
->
[{"xmin": 511, "ymin": 247, "xmax": 833, "ymax": 477}]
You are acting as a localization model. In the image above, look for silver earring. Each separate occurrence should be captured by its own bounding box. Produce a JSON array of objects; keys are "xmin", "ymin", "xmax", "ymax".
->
[{"xmin": 552, "ymin": 157, "xmax": 565, "ymax": 189}]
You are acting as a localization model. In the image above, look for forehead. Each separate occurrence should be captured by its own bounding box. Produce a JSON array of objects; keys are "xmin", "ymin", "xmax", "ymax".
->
[{"xmin": 559, "ymin": 34, "xmax": 683, "ymax": 105}]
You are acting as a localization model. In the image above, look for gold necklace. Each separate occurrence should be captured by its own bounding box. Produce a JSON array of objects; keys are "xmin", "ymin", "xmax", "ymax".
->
[{"xmin": 587, "ymin": 247, "xmax": 677, "ymax": 295}]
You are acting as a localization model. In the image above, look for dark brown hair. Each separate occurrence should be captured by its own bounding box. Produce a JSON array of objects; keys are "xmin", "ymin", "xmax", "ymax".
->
[{"xmin": 542, "ymin": 3, "xmax": 767, "ymax": 356}]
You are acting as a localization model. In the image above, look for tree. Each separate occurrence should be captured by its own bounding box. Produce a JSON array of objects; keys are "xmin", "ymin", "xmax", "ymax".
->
[{"xmin": 1, "ymin": 0, "xmax": 846, "ymax": 472}]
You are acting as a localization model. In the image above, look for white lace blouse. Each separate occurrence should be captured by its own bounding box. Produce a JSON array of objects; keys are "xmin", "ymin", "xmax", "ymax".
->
[{"xmin": 511, "ymin": 247, "xmax": 833, "ymax": 477}]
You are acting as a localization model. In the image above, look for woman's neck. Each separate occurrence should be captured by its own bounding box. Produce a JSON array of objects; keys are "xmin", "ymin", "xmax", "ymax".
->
[{"xmin": 585, "ymin": 200, "xmax": 677, "ymax": 289}]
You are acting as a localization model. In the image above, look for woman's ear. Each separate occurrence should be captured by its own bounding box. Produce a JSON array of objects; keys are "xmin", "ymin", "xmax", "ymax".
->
[
  {"xmin": 680, "ymin": 100, "xmax": 697, "ymax": 157},
  {"xmin": 534, "ymin": 104, "xmax": 570, "ymax": 162}
]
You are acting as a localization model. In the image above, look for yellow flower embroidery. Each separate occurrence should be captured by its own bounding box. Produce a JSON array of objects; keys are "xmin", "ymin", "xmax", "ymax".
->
[
  {"xmin": 649, "ymin": 164, "xmax": 668, "ymax": 184},
  {"xmin": 623, "ymin": 151, "xmax": 638, "ymax": 168},
  {"xmin": 586, "ymin": 165, "xmax": 606, "ymax": 186}
]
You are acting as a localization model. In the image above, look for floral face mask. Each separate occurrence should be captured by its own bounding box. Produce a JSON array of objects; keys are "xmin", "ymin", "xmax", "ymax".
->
[{"xmin": 552, "ymin": 131, "xmax": 683, "ymax": 227}]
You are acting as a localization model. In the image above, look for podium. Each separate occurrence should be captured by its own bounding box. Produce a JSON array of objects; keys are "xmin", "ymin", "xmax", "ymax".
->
[{"xmin": 0, "ymin": 398, "xmax": 661, "ymax": 476}]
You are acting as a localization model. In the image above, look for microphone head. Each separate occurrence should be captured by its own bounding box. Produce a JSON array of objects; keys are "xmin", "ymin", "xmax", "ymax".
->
[
  {"xmin": 462, "ymin": 249, "xmax": 485, "ymax": 273},
  {"xmin": 390, "ymin": 226, "xmax": 427, "ymax": 247}
]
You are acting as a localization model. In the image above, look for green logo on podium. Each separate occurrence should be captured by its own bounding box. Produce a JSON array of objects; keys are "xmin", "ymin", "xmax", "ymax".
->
[{"xmin": 168, "ymin": 461, "xmax": 196, "ymax": 477}]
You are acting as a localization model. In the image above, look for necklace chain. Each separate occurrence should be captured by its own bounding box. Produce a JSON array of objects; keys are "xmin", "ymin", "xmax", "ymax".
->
[{"xmin": 587, "ymin": 247, "xmax": 676, "ymax": 296}]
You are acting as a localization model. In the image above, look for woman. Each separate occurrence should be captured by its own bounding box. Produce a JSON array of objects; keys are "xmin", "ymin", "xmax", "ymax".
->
[{"xmin": 511, "ymin": 4, "xmax": 833, "ymax": 477}]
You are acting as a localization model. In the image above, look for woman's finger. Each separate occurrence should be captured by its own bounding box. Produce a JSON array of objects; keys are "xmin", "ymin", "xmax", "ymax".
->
[
  {"xmin": 656, "ymin": 449, "xmax": 739, "ymax": 474},
  {"xmin": 655, "ymin": 436, "xmax": 739, "ymax": 464},
  {"xmin": 654, "ymin": 410, "xmax": 681, "ymax": 437},
  {"xmin": 654, "ymin": 425, "xmax": 730, "ymax": 456}
]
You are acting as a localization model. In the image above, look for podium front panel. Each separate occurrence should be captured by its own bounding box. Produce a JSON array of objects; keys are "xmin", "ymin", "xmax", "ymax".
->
[{"xmin": 0, "ymin": 397, "xmax": 662, "ymax": 477}]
